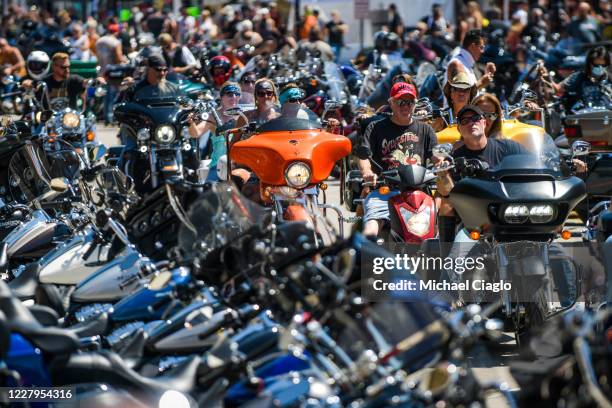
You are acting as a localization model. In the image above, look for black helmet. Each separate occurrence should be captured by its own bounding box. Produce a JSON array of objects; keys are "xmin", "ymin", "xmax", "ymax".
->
[{"xmin": 384, "ymin": 32, "xmax": 401, "ymax": 52}]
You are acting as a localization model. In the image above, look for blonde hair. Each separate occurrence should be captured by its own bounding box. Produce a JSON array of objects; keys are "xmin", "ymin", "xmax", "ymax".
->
[
  {"xmin": 473, "ymin": 93, "xmax": 503, "ymax": 137},
  {"xmin": 52, "ymin": 52, "xmax": 69, "ymax": 64}
]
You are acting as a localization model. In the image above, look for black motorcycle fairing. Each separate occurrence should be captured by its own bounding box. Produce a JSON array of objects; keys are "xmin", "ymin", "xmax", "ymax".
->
[{"xmin": 450, "ymin": 176, "xmax": 586, "ymax": 237}]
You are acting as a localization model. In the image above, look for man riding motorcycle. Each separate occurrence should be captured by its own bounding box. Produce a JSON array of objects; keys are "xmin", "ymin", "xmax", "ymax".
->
[
  {"xmin": 358, "ymin": 82, "xmax": 438, "ymax": 238},
  {"xmin": 116, "ymin": 53, "xmax": 183, "ymax": 169},
  {"xmin": 436, "ymin": 105, "xmax": 585, "ymax": 304}
]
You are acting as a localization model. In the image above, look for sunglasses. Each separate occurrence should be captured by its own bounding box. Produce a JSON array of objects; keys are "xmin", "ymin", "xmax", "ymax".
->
[
  {"xmin": 155, "ymin": 67, "xmax": 168, "ymax": 73},
  {"xmin": 394, "ymin": 99, "xmax": 415, "ymax": 107},
  {"xmin": 257, "ymin": 90, "xmax": 274, "ymax": 97},
  {"xmin": 592, "ymin": 64, "xmax": 609, "ymax": 68},
  {"xmin": 287, "ymin": 97, "xmax": 302, "ymax": 103},
  {"xmin": 241, "ymin": 78, "xmax": 256, "ymax": 84},
  {"xmin": 482, "ymin": 112, "xmax": 498, "ymax": 120},
  {"xmin": 458, "ymin": 114, "xmax": 484, "ymax": 125},
  {"xmin": 56, "ymin": 64, "xmax": 70, "ymax": 70},
  {"xmin": 223, "ymin": 92, "xmax": 241, "ymax": 97}
]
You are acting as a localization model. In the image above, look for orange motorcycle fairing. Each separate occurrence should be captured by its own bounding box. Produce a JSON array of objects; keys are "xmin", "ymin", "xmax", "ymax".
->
[
  {"xmin": 230, "ymin": 129, "xmax": 352, "ymax": 186},
  {"xmin": 283, "ymin": 203, "xmax": 312, "ymax": 223}
]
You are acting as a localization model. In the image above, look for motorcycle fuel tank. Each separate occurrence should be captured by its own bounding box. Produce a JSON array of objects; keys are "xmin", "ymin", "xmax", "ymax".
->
[
  {"xmin": 4, "ymin": 210, "xmax": 58, "ymax": 257},
  {"xmin": 38, "ymin": 227, "xmax": 112, "ymax": 285},
  {"xmin": 71, "ymin": 249, "xmax": 152, "ymax": 303}
]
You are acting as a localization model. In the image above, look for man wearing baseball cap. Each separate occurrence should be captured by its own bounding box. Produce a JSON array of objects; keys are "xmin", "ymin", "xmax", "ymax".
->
[{"xmin": 357, "ymin": 81, "xmax": 438, "ymax": 238}]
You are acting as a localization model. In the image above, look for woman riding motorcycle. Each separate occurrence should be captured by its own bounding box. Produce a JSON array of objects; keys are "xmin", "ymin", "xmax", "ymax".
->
[
  {"xmin": 188, "ymin": 81, "xmax": 241, "ymax": 182},
  {"xmin": 432, "ymin": 72, "xmax": 478, "ymax": 132},
  {"xmin": 539, "ymin": 45, "xmax": 610, "ymax": 108}
]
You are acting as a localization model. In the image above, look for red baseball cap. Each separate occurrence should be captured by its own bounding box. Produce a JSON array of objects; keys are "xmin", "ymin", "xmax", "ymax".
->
[
  {"xmin": 390, "ymin": 82, "xmax": 417, "ymax": 99},
  {"xmin": 107, "ymin": 24, "xmax": 120, "ymax": 34}
]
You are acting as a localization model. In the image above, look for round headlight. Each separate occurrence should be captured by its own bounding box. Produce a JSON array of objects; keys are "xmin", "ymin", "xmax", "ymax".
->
[
  {"xmin": 285, "ymin": 162, "xmax": 311, "ymax": 189},
  {"xmin": 503, "ymin": 205, "xmax": 529, "ymax": 224},
  {"xmin": 154, "ymin": 125, "xmax": 176, "ymax": 144},
  {"xmin": 529, "ymin": 205, "xmax": 555, "ymax": 223},
  {"xmin": 137, "ymin": 128, "xmax": 150, "ymax": 141},
  {"xmin": 62, "ymin": 112, "xmax": 81, "ymax": 129}
]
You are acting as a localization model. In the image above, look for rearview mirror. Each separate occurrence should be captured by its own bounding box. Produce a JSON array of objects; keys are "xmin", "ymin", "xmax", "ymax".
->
[
  {"xmin": 554, "ymin": 135, "xmax": 569, "ymax": 149},
  {"xmin": 432, "ymin": 143, "xmax": 453, "ymax": 159},
  {"xmin": 224, "ymin": 107, "xmax": 243, "ymax": 118},
  {"xmin": 572, "ymin": 140, "xmax": 590, "ymax": 157},
  {"xmin": 177, "ymin": 97, "xmax": 194, "ymax": 110},
  {"xmin": 50, "ymin": 177, "xmax": 69, "ymax": 192},
  {"xmin": 324, "ymin": 99, "xmax": 343, "ymax": 111}
]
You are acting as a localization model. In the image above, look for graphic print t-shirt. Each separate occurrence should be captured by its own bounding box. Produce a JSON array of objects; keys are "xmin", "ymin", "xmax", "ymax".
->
[{"xmin": 361, "ymin": 116, "xmax": 438, "ymax": 173}]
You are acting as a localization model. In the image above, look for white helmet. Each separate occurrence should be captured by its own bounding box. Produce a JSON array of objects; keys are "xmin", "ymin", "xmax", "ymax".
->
[{"xmin": 26, "ymin": 51, "xmax": 50, "ymax": 80}]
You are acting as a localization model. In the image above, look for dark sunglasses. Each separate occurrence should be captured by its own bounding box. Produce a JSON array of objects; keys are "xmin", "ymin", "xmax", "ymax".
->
[
  {"xmin": 155, "ymin": 67, "xmax": 168, "ymax": 73},
  {"xmin": 592, "ymin": 64, "xmax": 609, "ymax": 68},
  {"xmin": 458, "ymin": 114, "xmax": 484, "ymax": 125},
  {"xmin": 223, "ymin": 91, "xmax": 241, "ymax": 97},
  {"xmin": 257, "ymin": 90, "xmax": 274, "ymax": 97},
  {"xmin": 241, "ymin": 78, "xmax": 256, "ymax": 84},
  {"xmin": 394, "ymin": 99, "xmax": 415, "ymax": 107},
  {"xmin": 56, "ymin": 64, "xmax": 70, "ymax": 70},
  {"xmin": 287, "ymin": 97, "xmax": 302, "ymax": 103},
  {"xmin": 482, "ymin": 112, "xmax": 498, "ymax": 120}
]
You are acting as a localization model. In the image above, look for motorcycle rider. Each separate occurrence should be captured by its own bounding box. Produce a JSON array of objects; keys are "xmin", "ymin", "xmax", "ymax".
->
[
  {"xmin": 539, "ymin": 46, "xmax": 610, "ymax": 108},
  {"xmin": 22, "ymin": 52, "xmax": 104, "ymax": 112},
  {"xmin": 0, "ymin": 37, "xmax": 25, "ymax": 106},
  {"xmin": 157, "ymin": 33, "xmax": 199, "ymax": 75},
  {"xmin": 358, "ymin": 82, "xmax": 438, "ymax": 238},
  {"xmin": 445, "ymin": 29, "xmax": 496, "ymax": 91},
  {"xmin": 208, "ymin": 55, "xmax": 233, "ymax": 91},
  {"xmin": 187, "ymin": 81, "xmax": 242, "ymax": 182},
  {"xmin": 436, "ymin": 105, "xmax": 584, "ymax": 303},
  {"xmin": 278, "ymin": 83, "xmax": 319, "ymax": 121},
  {"xmin": 117, "ymin": 54, "xmax": 182, "ymax": 168}
]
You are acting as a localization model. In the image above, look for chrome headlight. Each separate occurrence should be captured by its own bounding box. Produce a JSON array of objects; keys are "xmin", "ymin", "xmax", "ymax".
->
[
  {"xmin": 285, "ymin": 162, "xmax": 311, "ymax": 189},
  {"xmin": 529, "ymin": 205, "xmax": 555, "ymax": 223},
  {"xmin": 502, "ymin": 205, "xmax": 529, "ymax": 224},
  {"xmin": 137, "ymin": 128, "xmax": 150, "ymax": 141},
  {"xmin": 154, "ymin": 125, "xmax": 176, "ymax": 144},
  {"xmin": 62, "ymin": 112, "xmax": 81, "ymax": 129}
]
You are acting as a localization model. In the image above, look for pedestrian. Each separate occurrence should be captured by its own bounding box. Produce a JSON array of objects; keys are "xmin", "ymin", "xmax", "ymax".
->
[{"xmin": 325, "ymin": 10, "xmax": 348, "ymax": 61}]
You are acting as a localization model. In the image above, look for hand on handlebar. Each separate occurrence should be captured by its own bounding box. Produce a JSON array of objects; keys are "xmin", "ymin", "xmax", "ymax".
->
[
  {"xmin": 572, "ymin": 158, "xmax": 587, "ymax": 174},
  {"xmin": 362, "ymin": 171, "xmax": 377, "ymax": 186}
]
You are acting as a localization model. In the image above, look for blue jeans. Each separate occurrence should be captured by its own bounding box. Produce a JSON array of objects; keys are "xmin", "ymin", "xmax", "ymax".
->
[{"xmin": 104, "ymin": 85, "xmax": 119, "ymax": 124}]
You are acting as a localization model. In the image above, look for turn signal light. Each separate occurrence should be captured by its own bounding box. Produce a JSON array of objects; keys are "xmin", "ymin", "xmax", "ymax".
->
[
  {"xmin": 320, "ymin": 183, "xmax": 328, "ymax": 191},
  {"xmin": 469, "ymin": 230, "xmax": 481, "ymax": 240},
  {"xmin": 379, "ymin": 186, "xmax": 390, "ymax": 195},
  {"xmin": 561, "ymin": 230, "xmax": 572, "ymax": 240},
  {"xmin": 86, "ymin": 131, "xmax": 95, "ymax": 141}
]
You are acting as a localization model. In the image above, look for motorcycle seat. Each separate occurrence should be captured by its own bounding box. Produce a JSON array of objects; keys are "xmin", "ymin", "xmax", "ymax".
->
[
  {"xmin": 8, "ymin": 262, "xmax": 40, "ymax": 300},
  {"xmin": 28, "ymin": 304, "xmax": 59, "ymax": 326},
  {"xmin": 67, "ymin": 312, "xmax": 110, "ymax": 338},
  {"xmin": 0, "ymin": 279, "xmax": 79, "ymax": 355},
  {"xmin": 51, "ymin": 350, "xmax": 201, "ymax": 395}
]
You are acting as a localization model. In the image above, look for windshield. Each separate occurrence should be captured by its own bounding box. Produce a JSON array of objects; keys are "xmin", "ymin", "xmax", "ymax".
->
[
  {"xmin": 323, "ymin": 61, "xmax": 347, "ymax": 103},
  {"xmin": 257, "ymin": 117, "xmax": 321, "ymax": 132},
  {"xmin": 177, "ymin": 182, "xmax": 269, "ymax": 258},
  {"xmin": 133, "ymin": 82, "xmax": 185, "ymax": 103},
  {"xmin": 489, "ymin": 132, "xmax": 566, "ymax": 177}
]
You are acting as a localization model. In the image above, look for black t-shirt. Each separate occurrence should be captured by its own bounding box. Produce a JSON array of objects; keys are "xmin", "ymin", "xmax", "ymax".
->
[
  {"xmin": 44, "ymin": 75, "xmax": 86, "ymax": 110},
  {"xmin": 326, "ymin": 21, "xmax": 345, "ymax": 45},
  {"xmin": 562, "ymin": 71, "xmax": 610, "ymax": 108},
  {"xmin": 452, "ymin": 138, "xmax": 527, "ymax": 169},
  {"xmin": 361, "ymin": 116, "xmax": 437, "ymax": 173}
]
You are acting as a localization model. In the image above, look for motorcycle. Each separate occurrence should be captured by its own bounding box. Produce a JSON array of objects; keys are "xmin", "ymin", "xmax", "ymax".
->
[
  {"xmin": 228, "ymin": 101, "xmax": 351, "ymax": 245},
  {"xmin": 436, "ymin": 134, "xmax": 588, "ymax": 345},
  {"xmin": 347, "ymin": 145, "xmax": 439, "ymax": 245}
]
